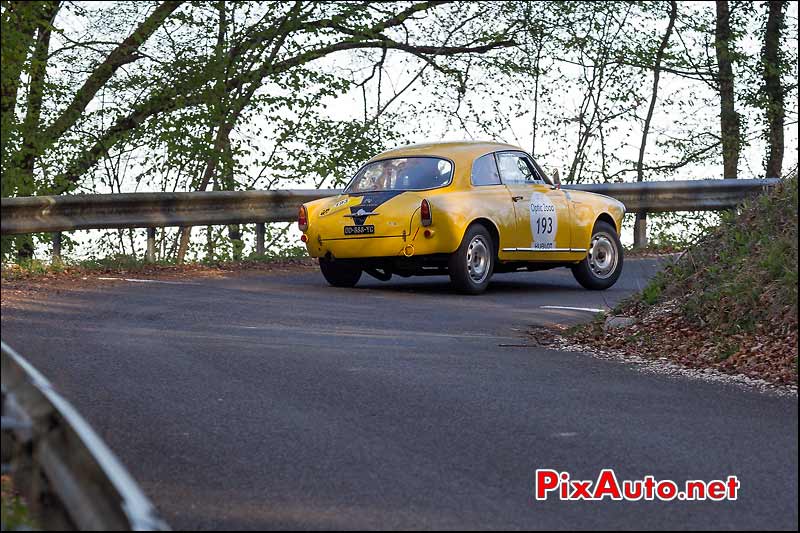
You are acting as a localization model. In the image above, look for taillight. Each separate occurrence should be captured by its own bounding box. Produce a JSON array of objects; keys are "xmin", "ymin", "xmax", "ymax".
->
[
  {"xmin": 298, "ymin": 205, "xmax": 308, "ymax": 231},
  {"xmin": 420, "ymin": 199, "xmax": 432, "ymax": 227}
]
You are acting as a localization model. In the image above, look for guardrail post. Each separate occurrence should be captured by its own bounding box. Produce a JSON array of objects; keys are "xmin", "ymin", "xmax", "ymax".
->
[
  {"xmin": 633, "ymin": 212, "xmax": 648, "ymax": 248},
  {"xmin": 146, "ymin": 228, "xmax": 156, "ymax": 262},
  {"xmin": 228, "ymin": 225, "xmax": 243, "ymax": 260},
  {"xmin": 52, "ymin": 232, "xmax": 62, "ymax": 262},
  {"xmin": 256, "ymin": 222, "xmax": 266, "ymax": 256}
]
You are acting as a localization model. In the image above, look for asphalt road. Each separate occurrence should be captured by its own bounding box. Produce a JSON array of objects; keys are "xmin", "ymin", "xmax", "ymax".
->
[{"xmin": 1, "ymin": 258, "xmax": 797, "ymax": 530}]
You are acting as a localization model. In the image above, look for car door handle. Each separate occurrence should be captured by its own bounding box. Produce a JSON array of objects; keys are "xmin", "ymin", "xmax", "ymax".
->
[{"xmin": 512, "ymin": 196, "xmax": 524, "ymax": 202}]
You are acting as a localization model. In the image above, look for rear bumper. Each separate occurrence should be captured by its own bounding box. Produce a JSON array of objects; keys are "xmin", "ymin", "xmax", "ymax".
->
[
  {"xmin": 305, "ymin": 234, "xmax": 408, "ymax": 259},
  {"xmin": 304, "ymin": 225, "xmax": 453, "ymax": 260}
]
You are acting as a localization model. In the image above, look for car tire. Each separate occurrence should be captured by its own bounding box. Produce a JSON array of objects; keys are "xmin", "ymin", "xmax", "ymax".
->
[
  {"xmin": 319, "ymin": 258, "xmax": 362, "ymax": 288},
  {"xmin": 571, "ymin": 221, "xmax": 624, "ymax": 290},
  {"xmin": 449, "ymin": 224, "xmax": 495, "ymax": 294}
]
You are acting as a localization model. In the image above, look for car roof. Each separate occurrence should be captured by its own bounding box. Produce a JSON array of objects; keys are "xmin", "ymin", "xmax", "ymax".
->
[{"xmin": 368, "ymin": 141, "xmax": 524, "ymax": 162}]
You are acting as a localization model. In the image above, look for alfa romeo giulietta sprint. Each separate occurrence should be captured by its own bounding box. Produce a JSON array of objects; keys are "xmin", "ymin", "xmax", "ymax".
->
[{"xmin": 298, "ymin": 141, "xmax": 625, "ymax": 294}]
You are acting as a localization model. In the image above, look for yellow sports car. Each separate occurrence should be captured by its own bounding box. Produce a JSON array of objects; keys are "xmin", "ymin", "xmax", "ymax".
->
[{"xmin": 298, "ymin": 141, "xmax": 625, "ymax": 294}]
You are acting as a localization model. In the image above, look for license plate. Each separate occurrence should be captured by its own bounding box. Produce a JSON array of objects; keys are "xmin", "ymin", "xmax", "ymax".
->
[{"xmin": 344, "ymin": 225, "xmax": 375, "ymax": 235}]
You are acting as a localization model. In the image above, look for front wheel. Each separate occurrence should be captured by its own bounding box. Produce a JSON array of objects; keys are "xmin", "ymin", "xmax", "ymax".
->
[
  {"xmin": 448, "ymin": 225, "xmax": 495, "ymax": 294},
  {"xmin": 571, "ymin": 221, "xmax": 624, "ymax": 290},
  {"xmin": 319, "ymin": 258, "xmax": 362, "ymax": 288}
]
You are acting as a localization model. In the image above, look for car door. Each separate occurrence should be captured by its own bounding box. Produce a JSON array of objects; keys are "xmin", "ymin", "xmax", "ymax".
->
[
  {"xmin": 467, "ymin": 152, "xmax": 519, "ymax": 255},
  {"xmin": 495, "ymin": 151, "xmax": 572, "ymax": 259}
]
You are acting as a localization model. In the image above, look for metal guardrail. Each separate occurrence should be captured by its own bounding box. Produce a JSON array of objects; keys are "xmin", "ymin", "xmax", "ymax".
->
[
  {"xmin": 0, "ymin": 189, "xmax": 335, "ymax": 235},
  {"xmin": 1, "ymin": 341, "xmax": 170, "ymax": 531},
  {"xmin": 562, "ymin": 178, "xmax": 780, "ymax": 212},
  {"xmin": 0, "ymin": 179, "xmax": 780, "ymax": 253}
]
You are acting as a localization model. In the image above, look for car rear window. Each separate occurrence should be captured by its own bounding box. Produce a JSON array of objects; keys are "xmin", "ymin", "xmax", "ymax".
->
[{"xmin": 346, "ymin": 157, "xmax": 453, "ymax": 193}]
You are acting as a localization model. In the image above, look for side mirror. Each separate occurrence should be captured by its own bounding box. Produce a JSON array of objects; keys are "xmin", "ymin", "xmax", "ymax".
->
[{"xmin": 552, "ymin": 169, "xmax": 561, "ymax": 189}]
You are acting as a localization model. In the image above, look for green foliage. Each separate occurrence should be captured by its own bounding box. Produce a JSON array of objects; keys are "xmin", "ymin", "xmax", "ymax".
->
[
  {"xmin": 1, "ymin": 1, "xmax": 798, "ymax": 264},
  {"xmin": 246, "ymin": 245, "xmax": 307, "ymax": 262},
  {"xmin": 2, "ymin": 1, "xmax": 521, "ymax": 261},
  {"xmin": 79, "ymin": 253, "xmax": 159, "ymax": 271},
  {"xmin": 640, "ymin": 276, "xmax": 666, "ymax": 305},
  {"xmin": 637, "ymin": 176, "xmax": 798, "ymax": 333},
  {"xmin": 647, "ymin": 211, "xmax": 721, "ymax": 249},
  {"xmin": 2, "ymin": 251, "xmax": 313, "ymax": 279},
  {"xmin": 1, "ymin": 477, "xmax": 35, "ymax": 530},
  {"xmin": 4, "ymin": 257, "xmax": 64, "ymax": 276}
]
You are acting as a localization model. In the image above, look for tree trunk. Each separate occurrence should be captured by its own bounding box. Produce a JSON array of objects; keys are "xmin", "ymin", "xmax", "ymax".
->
[
  {"xmin": 11, "ymin": 2, "xmax": 60, "ymax": 259},
  {"xmin": 1, "ymin": 2, "xmax": 47, "ymax": 197},
  {"xmin": 634, "ymin": 0, "xmax": 677, "ymax": 247},
  {"xmin": 531, "ymin": 44, "xmax": 541, "ymax": 158},
  {"xmin": 762, "ymin": 0, "xmax": 785, "ymax": 178},
  {"xmin": 176, "ymin": 1, "xmax": 302, "ymax": 262},
  {"xmin": 715, "ymin": 0, "xmax": 740, "ymax": 179},
  {"xmin": 19, "ymin": 2, "xmax": 60, "ymax": 189},
  {"xmin": 175, "ymin": 122, "xmax": 232, "ymax": 262},
  {"xmin": 176, "ymin": 0, "xmax": 228, "ymax": 263},
  {"xmin": 206, "ymin": 226, "xmax": 215, "ymax": 261}
]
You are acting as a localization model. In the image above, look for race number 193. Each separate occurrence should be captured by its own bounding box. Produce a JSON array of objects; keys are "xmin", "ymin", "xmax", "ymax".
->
[
  {"xmin": 535, "ymin": 216, "xmax": 554, "ymax": 235},
  {"xmin": 530, "ymin": 193, "xmax": 557, "ymax": 250}
]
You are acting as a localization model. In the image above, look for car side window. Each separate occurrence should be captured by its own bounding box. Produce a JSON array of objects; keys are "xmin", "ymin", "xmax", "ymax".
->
[
  {"xmin": 471, "ymin": 153, "xmax": 502, "ymax": 186},
  {"xmin": 496, "ymin": 152, "xmax": 539, "ymax": 185},
  {"xmin": 530, "ymin": 158, "xmax": 553, "ymax": 186}
]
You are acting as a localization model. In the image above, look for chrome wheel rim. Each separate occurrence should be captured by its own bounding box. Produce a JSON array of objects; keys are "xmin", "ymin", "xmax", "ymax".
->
[
  {"xmin": 466, "ymin": 235, "xmax": 491, "ymax": 284},
  {"xmin": 588, "ymin": 233, "xmax": 618, "ymax": 279}
]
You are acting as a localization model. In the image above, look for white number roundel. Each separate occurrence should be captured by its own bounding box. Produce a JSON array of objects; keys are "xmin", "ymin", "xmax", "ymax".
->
[{"xmin": 529, "ymin": 192, "xmax": 557, "ymax": 250}]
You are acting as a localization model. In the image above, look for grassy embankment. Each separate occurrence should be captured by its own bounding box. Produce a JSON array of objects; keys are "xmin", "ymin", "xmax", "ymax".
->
[{"xmin": 573, "ymin": 176, "xmax": 798, "ymax": 385}]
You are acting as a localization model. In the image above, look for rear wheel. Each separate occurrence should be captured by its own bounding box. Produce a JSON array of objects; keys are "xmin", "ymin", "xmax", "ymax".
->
[
  {"xmin": 319, "ymin": 258, "xmax": 362, "ymax": 288},
  {"xmin": 448, "ymin": 224, "xmax": 495, "ymax": 294},
  {"xmin": 571, "ymin": 221, "xmax": 623, "ymax": 290}
]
